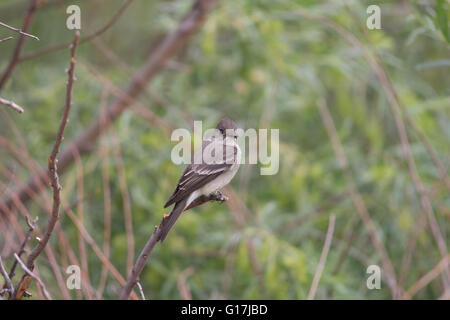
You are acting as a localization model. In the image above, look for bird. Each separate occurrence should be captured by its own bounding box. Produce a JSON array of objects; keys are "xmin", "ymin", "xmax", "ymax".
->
[{"xmin": 158, "ymin": 117, "xmax": 241, "ymax": 242}]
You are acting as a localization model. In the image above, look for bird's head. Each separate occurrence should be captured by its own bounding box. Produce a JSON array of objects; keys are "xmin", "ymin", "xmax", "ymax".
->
[{"xmin": 215, "ymin": 117, "xmax": 238, "ymax": 139}]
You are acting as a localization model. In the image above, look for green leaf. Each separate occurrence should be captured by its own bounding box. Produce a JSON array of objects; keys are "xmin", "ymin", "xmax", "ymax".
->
[{"xmin": 436, "ymin": 0, "xmax": 450, "ymax": 43}]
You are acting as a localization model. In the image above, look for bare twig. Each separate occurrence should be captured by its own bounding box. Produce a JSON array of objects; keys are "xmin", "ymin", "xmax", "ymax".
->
[
  {"xmin": 71, "ymin": 146, "xmax": 94, "ymax": 300},
  {"xmin": 0, "ymin": 0, "xmax": 39, "ymax": 91},
  {"xmin": 0, "ymin": 171, "xmax": 67, "ymax": 297},
  {"xmin": 317, "ymin": 98, "xmax": 400, "ymax": 298},
  {"xmin": 0, "ymin": 136, "xmax": 77, "ymax": 300},
  {"xmin": 136, "ymin": 281, "xmax": 146, "ymax": 300},
  {"xmin": 307, "ymin": 214, "xmax": 336, "ymax": 300},
  {"xmin": 0, "ymin": 256, "xmax": 13, "ymax": 298},
  {"xmin": 0, "ymin": 97, "xmax": 24, "ymax": 113},
  {"xmin": 177, "ymin": 267, "xmax": 195, "ymax": 300},
  {"xmin": 0, "ymin": 36, "xmax": 14, "ymax": 43},
  {"xmin": 111, "ymin": 131, "xmax": 134, "ymax": 275},
  {"xmin": 403, "ymin": 253, "xmax": 450, "ymax": 299},
  {"xmin": 0, "ymin": 21, "xmax": 39, "ymax": 41},
  {"xmin": 13, "ymin": 31, "xmax": 80, "ymax": 299},
  {"xmin": 0, "ymin": 0, "xmax": 218, "ymax": 215},
  {"xmin": 43, "ymin": 242, "xmax": 71, "ymax": 299},
  {"xmin": 0, "ymin": 168, "xmax": 71, "ymax": 299},
  {"xmin": 7, "ymin": 216, "xmax": 38, "ymax": 281},
  {"xmin": 13, "ymin": 254, "xmax": 51, "ymax": 300},
  {"xmin": 63, "ymin": 207, "xmax": 139, "ymax": 300},
  {"xmin": 0, "ymin": 137, "xmax": 75, "ymax": 300},
  {"xmin": 96, "ymin": 89, "xmax": 112, "ymax": 299},
  {"xmin": 18, "ymin": 0, "xmax": 134, "ymax": 62},
  {"xmin": 120, "ymin": 191, "xmax": 226, "ymax": 300},
  {"xmin": 399, "ymin": 213, "xmax": 427, "ymax": 288},
  {"xmin": 119, "ymin": 223, "xmax": 163, "ymax": 300}
]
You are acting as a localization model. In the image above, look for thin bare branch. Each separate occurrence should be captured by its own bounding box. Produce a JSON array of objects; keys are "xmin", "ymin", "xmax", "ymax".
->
[
  {"xmin": 177, "ymin": 267, "xmax": 195, "ymax": 300},
  {"xmin": 0, "ymin": 36, "xmax": 14, "ymax": 43},
  {"xmin": 120, "ymin": 190, "xmax": 226, "ymax": 300},
  {"xmin": 119, "ymin": 223, "xmax": 162, "ymax": 300},
  {"xmin": 7, "ymin": 216, "xmax": 38, "ymax": 281},
  {"xmin": 0, "ymin": 256, "xmax": 13, "ymax": 299},
  {"xmin": 63, "ymin": 207, "xmax": 139, "ymax": 300},
  {"xmin": 307, "ymin": 214, "xmax": 336, "ymax": 300},
  {"xmin": 13, "ymin": 253, "xmax": 51, "ymax": 300},
  {"xmin": 403, "ymin": 253, "xmax": 450, "ymax": 299},
  {"xmin": 0, "ymin": 170, "xmax": 67, "ymax": 297},
  {"xmin": 0, "ymin": 0, "xmax": 39, "ymax": 91},
  {"xmin": 71, "ymin": 146, "xmax": 94, "ymax": 300},
  {"xmin": 111, "ymin": 131, "xmax": 134, "ymax": 275},
  {"xmin": 136, "ymin": 281, "xmax": 146, "ymax": 300},
  {"xmin": 13, "ymin": 31, "xmax": 80, "ymax": 299},
  {"xmin": 0, "ymin": 97, "xmax": 24, "ymax": 113},
  {"xmin": 25, "ymin": 30, "xmax": 79, "ymax": 268},
  {"xmin": 96, "ymin": 89, "xmax": 112, "ymax": 299},
  {"xmin": 0, "ymin": 21, "xmax": 39, "ymax": 41},
  {"xmin": 317, "ymin": 98, "xmax": 400, "ymax": 298},
  {"xmin": 0, "ymin": 167, "xmax": 71, "ymax": 299},
  {"xmin": 18, "ymin": 0, "xmax": 134, "ymax": 62}
]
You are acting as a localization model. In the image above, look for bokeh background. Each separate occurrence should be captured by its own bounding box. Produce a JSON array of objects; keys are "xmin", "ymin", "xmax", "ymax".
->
[{"xmin": 0, "ymin": 0, "xmax": 449, "ymax": 299}]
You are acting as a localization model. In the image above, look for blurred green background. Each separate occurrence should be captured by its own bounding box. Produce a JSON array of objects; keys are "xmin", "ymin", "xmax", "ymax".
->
[{"xmin": 0, "ymin": 0, "xmax": 449, "ymax": 299}]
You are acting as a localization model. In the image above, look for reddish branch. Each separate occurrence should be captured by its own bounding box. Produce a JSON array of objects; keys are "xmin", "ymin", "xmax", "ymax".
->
[
  {"xmin": 0, "ymin": 0, "xmax": 218, "ymax": 216},
  {"xmin": 13, "ymin": 32, "xmax": 80, "ymax": 300},
  {"xmin": 13, "ymin": 253, "xmax": 51, "ymax": 300},
  {"xmin": 7, "ymin": 216, "xmax": 38, "ymax": 283},
  {"xmin": 307, "ymin": 214, "xmax": 336, "ymax": 300},
  {"xmin": 120, "ymin": 191, "xmax": 226, "ymax": 300},
  {"xmin": 0, "ymin": 0, "xmax": 39, "ymax": 91}
]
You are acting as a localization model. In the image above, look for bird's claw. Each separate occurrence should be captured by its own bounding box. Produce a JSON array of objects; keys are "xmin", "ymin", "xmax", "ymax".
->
[{"xmin": 212, "ymin": 190, "xmax": 228, "ymax": 203}]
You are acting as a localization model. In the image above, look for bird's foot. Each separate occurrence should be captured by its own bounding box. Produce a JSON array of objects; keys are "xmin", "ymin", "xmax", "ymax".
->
[{"xmin": 211, "ymin": 190, "xmax": 228, "ymax": 203}]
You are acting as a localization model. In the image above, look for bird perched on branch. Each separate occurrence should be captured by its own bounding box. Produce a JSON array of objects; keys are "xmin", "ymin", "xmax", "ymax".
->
[{"xmin": 158, "ymin": 117, "xmax": 241, "ymax": 242}]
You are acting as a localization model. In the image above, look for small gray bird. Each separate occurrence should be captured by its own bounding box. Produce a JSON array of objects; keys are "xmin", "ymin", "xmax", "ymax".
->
[{"xmin": 158, "ymin": 118, "xmax": 241, "ymax": 242}]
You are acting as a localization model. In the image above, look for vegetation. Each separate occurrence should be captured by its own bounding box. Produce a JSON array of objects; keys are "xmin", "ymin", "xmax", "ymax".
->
[{"xmin": 0, "ymin": 0, "xmax": 449, "ymax": 300}]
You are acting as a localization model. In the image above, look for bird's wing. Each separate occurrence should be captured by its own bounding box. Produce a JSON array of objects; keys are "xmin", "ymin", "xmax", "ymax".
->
[{"xmin": 164, "ymin": 140, "xmax": 237, "ymax": 208}]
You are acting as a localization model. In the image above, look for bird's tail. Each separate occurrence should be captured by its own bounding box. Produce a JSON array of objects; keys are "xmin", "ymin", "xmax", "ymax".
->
[{"xmin": 157, "ymin": 199, "xmax": 187, "ymax": 242}]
